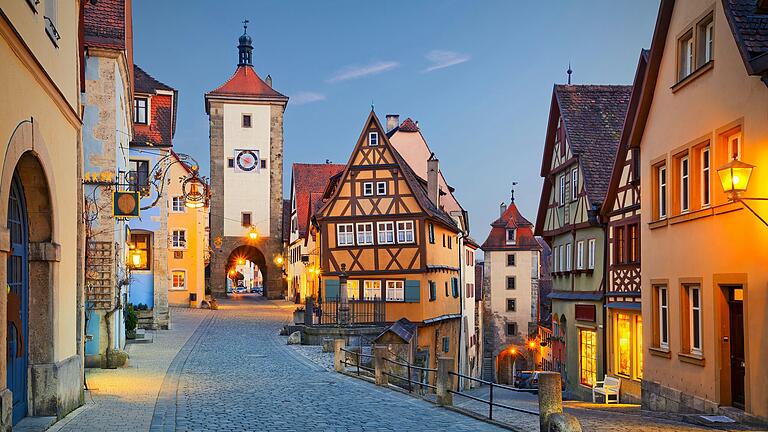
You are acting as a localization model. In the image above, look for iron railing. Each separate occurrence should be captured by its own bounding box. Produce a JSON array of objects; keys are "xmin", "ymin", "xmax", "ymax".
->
[
  {"xmin": 310, "ymin": 298, "xmax": 386, "ymax": 325},
  {"xmin": 339, "ymin": 347, "xmax": 375, "ymax": 376},
  {"xmin": 447, "ymin": 372, "xmax": 539, "ymax": 421},
  {"xmin": 383, "ymin": 357, "xmax": 437, "ymax": 395}
]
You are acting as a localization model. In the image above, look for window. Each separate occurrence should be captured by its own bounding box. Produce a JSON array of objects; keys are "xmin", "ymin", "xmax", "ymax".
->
[
  {"xmin": 171, "ymin": 270, "xmax": 186, "ymax": 290},
  {"xmin": 444, "ymin": 281, "xmax": 449, "ymax": 297},
  {"xmin": 679, "ymin": 31, "xmax": 694, "ymax": 79},
  {"xmin": 579, "ymin": 329, "xmax": 597, "ymax": 387},
  {"xmin": 506, "ymin": 229, "xmax": 516, "ymax": 245},
  {"xmin": 588, "ymin": 239, "xmax": 596, "ymax": 270},
  {"xmin": 576, "ymin": 241, "xmax": 584, "ymax": 269},
  {"xmin": 171, "ymin": 229, "xmax": 186, "ymax": 249},
  {"xmin": 451, "ymin": 278, "xmax": 459, "ymax": 298},
  {"xmin": 171, "ymin": 196, "xmax": 185, "ymax": 212},
  {"xmin": 506, "ymin": 276, "xmax": 516, "ymax": 290},
  {"xmin": 571, "ymin": 168, "xmax": 578, "ymax": 201},
  {"xmin": 628, "ymin": 224, "xmax": 639, "ymax": 263},
  {"xmin": 429, "ymin": 281, "xmax": 436, "ymax": 301},
  {"xmin": 363, "ymin": 182, "xmax": 374, "ymax": 197},
  {"xmin": 134, "ymin": 97, "xmax": 148, "ymax": 124},
  {"xmin": 616, "ymin": 313, "xmax": 632, "ymax": 377},
  {"xmin": 506, "ymin": 322, "xmax": 518, "ymax": 336},
  {"xmin": 701, "ymin": 146, "xmax": 710, "ymax": 207},
  {"xmin": 242, "ymin": 114, "xmax": 252, "ymax": 128},
  {"xmin": 377, "ymin": 222, "xmax": 394, "ymax": 244},
  {"xmin": 397, "ymin": 221, "xmax": 414, "ymax": 244},
  {"xmin": 466, "ymin": 282, "xmax": 473, "ymax": 298},
  {"xmin": 363, "ymin": 280, "xmax": 381, "ymax": 300},
  {"xmin": 637, "ymin": 316, "xmax": 644, "ymax": 379},
  {"xmin": 507, "ymin": 253, "xmax": 516, "ymax": 267},
  {"xmin": 241, "ymin": 212, "xmax": 251, "ymax": 227},
  {"xmin": 680, "ymin": 155, "xmax": 690, "ymax": 213},
  {"xmin": 261, "ymin": 159, "xmax": 267, "ymax": 169},
  {"xmin": 688, "ymin": 285, "xmax": 702, "ymax": 355},
  {"xmin": 368, "ymin": 132, "xmax": 379, "ymax": 146},
  {"xmin": 346, "ymin": 280, "xmax": 360, "ymax": 300},
  {"xmin": 130, "ymin": 233, "xmax": 151, "ymax": 271},
  {"xmin": 506, "ymin": 298, "xmax": 516, "ymax": 312},
  {"xmin": 657, "ymin": 165, "xmax": 667, "ymax": 219},
  {"xmin": 565, "ymin": 243, "xmax": 572, "ymax": 271},
  {"xmin": 448, "ymin": 235, "xmax": 452, "ymax": 249},
  {"xmin": 336, "ymin": 224, "xmax": 354, "ymax": 246},
  {"xmin": 615, "ymin": 226, "xmax": 625, "ymax": 264},
  {"xmin": 558, "ymin": 245, "xmax": 564, "ymax": 272},
  {"xmin": 428, "ymin": 223, "xmax": 435, "ymax": 244},
  {"xmin": 559, "ymin": 175, "xmax": 566, "ymax": 205},
  {"xmin": 228, "ymin": 158, "xmax": 235, "ymax": 168},
  {"xmin": 376, "ymin": 181, "xmax": 387, "ymax": 195},
  {"xmin": 129, "ymin": 160, "xmax": 150, "ymax": 194},
  {"xmin": 699, "ymin": 15, "xmax": 714, "ymax": 65},
  {"xmin": 356, "ymin": 223, "xmax": 374, "ymax": 245},
  {"xmin": 386, "ymin": 281, "xmax": 404, "ymax": 301},
  {"xmin": 44, "ymin": 0, "xmax": 59, "ymax": 45},
  {"xmin": 657, "ymin": 285, "xmax": 669, "ymax": 349},
  {"xmin": 728, "ymin": 131, "xmax": 741, "ymax": 160}
]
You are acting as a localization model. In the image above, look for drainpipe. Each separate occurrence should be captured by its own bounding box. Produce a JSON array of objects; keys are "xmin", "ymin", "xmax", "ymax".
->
[{"xmin": 457, "ymin": 231, "xmax": 465, "ymax": 390}]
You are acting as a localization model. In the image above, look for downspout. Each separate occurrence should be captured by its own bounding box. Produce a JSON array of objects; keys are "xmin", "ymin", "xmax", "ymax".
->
[
  {"xmin": 597, "ymin": 204, "xmax": 609, "ymax": 379},
  {"xmin": 457, "ymin": 231, "xmax": 465, "ymax": 390}
]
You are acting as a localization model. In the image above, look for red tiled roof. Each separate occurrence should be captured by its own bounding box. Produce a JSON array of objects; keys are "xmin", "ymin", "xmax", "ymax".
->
[
  {"xmin": 132, "ymin": 65, "xmax": 177, "ymax": 147},
  {"xmin": 481, "ymin": 201, "xmax": 541, "ymax": 251},
  {"xmin": 207, "ymin": 66, "xmax": 287, "ymax": 100},
  {"xmin": 399, "ymin": 118, "xmax": 419, "ymax": 132},
  {"xmin": 134, "ymin": 65, "xmax": 173, "ymax": 93},
  {"xmin": 292, "ymin": 163, "xmax": 345, "ymax": 238},
  {"xmin": 723, "ymin": 0, "xmax": 768, "ymax": 73},
  {"xmin": 83, "ymin": 0, "xmax": 126, "ymax": 50}
]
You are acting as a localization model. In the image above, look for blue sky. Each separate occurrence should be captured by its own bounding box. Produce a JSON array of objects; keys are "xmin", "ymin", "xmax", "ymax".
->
[{"xmin": 133, "ymin": 0, "xmax": 660, "ymax": 244}]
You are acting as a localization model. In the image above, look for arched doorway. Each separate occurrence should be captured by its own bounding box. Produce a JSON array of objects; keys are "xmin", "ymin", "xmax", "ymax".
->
[
  {"xmin": 225, "ymin": 245, "xmax": 268, "ymax": 297},
  {"xmin": 496, "ymin": 346, "xmax": 522, "ymax": 385},
  {"xmin": 7, "ymin": 172, "xmax": 28, "ymax": 424}
]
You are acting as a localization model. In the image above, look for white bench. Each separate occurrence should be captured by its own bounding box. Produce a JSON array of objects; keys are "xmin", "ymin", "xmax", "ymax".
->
[{"xmin": 592, "ymin": 376, "xmax": 621, "ymax": 404}]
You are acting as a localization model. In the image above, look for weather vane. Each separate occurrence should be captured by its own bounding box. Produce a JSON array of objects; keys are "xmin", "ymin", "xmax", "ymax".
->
[
  {"xmin": 511, "ymin": 181, "xmax": 518, "ymax": 202},
  {"xmin": 242, "ymin": 19, "xmax": 249, "ymax": 33}
]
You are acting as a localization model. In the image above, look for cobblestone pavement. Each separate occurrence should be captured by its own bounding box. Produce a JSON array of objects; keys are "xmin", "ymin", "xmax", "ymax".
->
[{"xmin": 49, "ymin": 307, "xmax": 210, "ymax": 432}]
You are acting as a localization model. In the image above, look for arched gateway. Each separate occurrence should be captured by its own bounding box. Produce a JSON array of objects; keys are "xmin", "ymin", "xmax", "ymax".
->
[{"xmin": 205, "ymin": 24, "xmax": 288, "ymax": 299}]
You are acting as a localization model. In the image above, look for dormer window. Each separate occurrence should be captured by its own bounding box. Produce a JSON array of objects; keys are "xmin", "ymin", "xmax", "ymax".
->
[
  {"xmin": 506, "ymin": 229, "xmax": 516, "ymax": 245},
  {"xmin": 368, "ymin": 132, "xmax": 379, "ymax": 146},
  {"xmin": 134, "ymin": 97, "xmax": 148, "ymax": 124}
]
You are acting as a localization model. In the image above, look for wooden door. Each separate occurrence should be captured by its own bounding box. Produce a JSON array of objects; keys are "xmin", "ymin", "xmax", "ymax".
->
[
  {"xmin": 728, "ymin": 287, "xmax": 745, "ymax": 409},
  {"xmin": 7, "ymin": 173, "xmax": 28, "ymax": 425}
]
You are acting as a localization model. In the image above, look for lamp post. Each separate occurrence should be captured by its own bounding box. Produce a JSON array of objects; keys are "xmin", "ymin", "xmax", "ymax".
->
[
  {"xmin": 716, "ymin": 157, "xmax": 768, "ymax": 226},
  {"xmin": 338, "ymin": 263, "xmax": 350, "ymax": 326}
]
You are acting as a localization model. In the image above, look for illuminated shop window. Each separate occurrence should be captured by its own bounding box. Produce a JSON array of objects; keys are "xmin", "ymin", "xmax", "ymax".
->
[{"xmin": 579, "ymin": 329, "xmax": 597, "ymax": 387}]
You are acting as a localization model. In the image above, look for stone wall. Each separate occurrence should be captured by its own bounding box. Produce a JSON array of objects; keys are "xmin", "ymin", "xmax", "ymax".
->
[{"xmin": 641, "ymin": 379, "xmax": 719, "ymax": 416}]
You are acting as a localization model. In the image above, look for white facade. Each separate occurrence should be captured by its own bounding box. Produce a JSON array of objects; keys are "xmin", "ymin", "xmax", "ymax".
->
[
  {"xmin": 223, "ymin": 103, "xmax": 271, "ymax": 237},
  {"xmin": 486, "ymin": 249, "xmax": 539, "ymax": 340}
]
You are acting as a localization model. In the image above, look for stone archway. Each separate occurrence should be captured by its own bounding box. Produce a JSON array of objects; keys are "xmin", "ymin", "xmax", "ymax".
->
[{"xmin": 225, "ymin": 245, "xmax": 268, "ymax": 297}]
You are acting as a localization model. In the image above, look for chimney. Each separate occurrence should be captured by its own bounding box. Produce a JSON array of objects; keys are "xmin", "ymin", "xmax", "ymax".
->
[
  {"xmin": 386, "ymin": 114, "xmax": 399, "ymax": 132},
  {"xmin": 427, "ymin": 153, "xmax": 439, "ymax": 207},
  {"xmin": 265, "ymin": 74, "xmax": 273, "ymax": 87},
  {"xmin": 500, "ymin": 201, "xmax": 507, "ymax": 217}
]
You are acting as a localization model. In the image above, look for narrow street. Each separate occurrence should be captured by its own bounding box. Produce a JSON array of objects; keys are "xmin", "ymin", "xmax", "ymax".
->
[{"xmin": 52, "ymin": 298, "xmax": 501, "ymax": 432}]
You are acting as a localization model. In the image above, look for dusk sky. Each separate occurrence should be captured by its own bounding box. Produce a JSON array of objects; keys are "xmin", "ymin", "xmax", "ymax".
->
[{"xmin": 133, "ymin": 0, "xmax": 661, "ymax": 245}]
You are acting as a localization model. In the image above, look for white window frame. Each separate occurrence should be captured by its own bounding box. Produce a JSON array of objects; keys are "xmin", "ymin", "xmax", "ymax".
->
[
  {"xmin": 171, "ymin": 270, "xmax": 186, "ymax": 291},
  {"xmin": 346, "ymin": 280, "xmax": 360, "ymax": 300},
  {"xmin": 134, "ymin": 97, "xmax": 149, "ymax": 125},
  {"xmin": 680, "ymin": 156, "xmax": 690, "ymax": 213},
  {"xmin": 336, "ymin": 223, "xmax": 354, "ymax": 246},
  {"xmin": 571, "ymin": 168, "xmax": 578, "ymax": 201},
  {"xmin": 377, "ymin": 222, "xmax": 394, "ymax": 244},
  {"xmin": 728, "ymin": 132, "xmax": 742, "ymax": 160},
  {"xmin": 682, "ymin": 34, "xmax": 694, "ymax": 77},
  {"xmin": 356, "ymin": 222, "xmax": 374, "ymax": 245},
  {"xmin": 558, "ymin": 245, "xmax": 564, "ymax": 272},
  {"xmin": 171, "ymin": 196, "xmax": 185, "ymax": 213},
  {"xmin": 701, "ymin": 146, "xmax": 710, "ymax": 208},
  {"xmin": 576, "ymin": 240, "xmax": 584, "ymax": 270},
  {"xmin": 368, "ymin": 132, "xmax": 379, "ymax": 146},
  {"xmin": 171, "ymin": 229, "xmax": 187, "ymax": 249},
  {"xmin": 385, "ymin": 280, "xmax": 404, "ymax": 302},
  {"xmin": 559, "ymin": 175, "xmax": 565, "ymax": 205},
  {"xmin": 506, "ymin": 229, "xmax": 516, "ymax": 245},
  {"xmin": 565, "ymin": 243, "xmax": 572, "ymax": 271},
  {"xmin": 363, "ymin": 280, "xmax": 381, "ymax": 300},
  {"xmin": 362, "ymin": 182, "xmax": 374, "ymax": 197},
  {"xmin": 587, "ymin": 239, "xmax": 596, "ymax": 270},
  {"xmin": 689, "ymin": 285, "xmax": 702, "ymax": 355},
  {"xmin": 658, "ymin": 165, "xmax": 667, "ymax": 219},
  {"xmin": 659, "ymin": 286, "xmax": 669, "ymax": 349},
  {"xmin": 376, "ymin": 181, "xmax": 387, "ymax": 196},
  {"xmin": 396, "ymin": 221, "xmax": 415, "ymax": 244},
  {"xmin": 704, "ymin": 20, "xmax": 714, "ymax": 63}
]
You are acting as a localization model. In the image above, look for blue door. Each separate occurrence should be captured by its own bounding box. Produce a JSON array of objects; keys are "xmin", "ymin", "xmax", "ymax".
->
[{"xmin": 7, "ymin": 173, "xmax": 28, "ymax": 425}]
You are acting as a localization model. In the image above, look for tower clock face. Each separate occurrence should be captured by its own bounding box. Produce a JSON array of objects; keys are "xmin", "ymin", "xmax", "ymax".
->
[{"xmin": 235, "ymin": 150, "xmax": 259, "ymax": 172}]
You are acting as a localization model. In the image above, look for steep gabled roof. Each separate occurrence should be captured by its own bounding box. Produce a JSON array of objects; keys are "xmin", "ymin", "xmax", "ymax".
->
[
  {"xmin": 292, "ymin": 163, "xmax": 345, "ymax": 238},
  {"xmin": 83, "ymin": 0, "xmax": 128, "ymax": 50},
  {"xmin": 722, "ymin": 0, "xmax": 768, "ymax": 78},
  {"xmin": 554, "ymin": 84, "xmax": 632, "ymax": 204},
  {"xmin": 132, "ymin": 64, "xmax": 177, "ymax": 146},
  {"xmin": 481, "ymin": 201, "xmax": 541, "ymax": 251},
  {"xmin": 205, "ymin": 66, "xmax": 287, "ymax": 113},
  {"xmin": 134, "ymin": 65, "xmax": 174, "ymax": 94}
]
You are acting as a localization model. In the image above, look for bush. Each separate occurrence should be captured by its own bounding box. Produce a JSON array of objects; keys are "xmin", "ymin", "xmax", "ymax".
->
[{"xmin": 125, "ymin": 304, "xmax": 138, "ymax": 333}]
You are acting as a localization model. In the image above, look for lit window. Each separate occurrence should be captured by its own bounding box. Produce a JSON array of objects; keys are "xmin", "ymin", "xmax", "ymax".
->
[
  {"xmin": 701, "ymin": 146, "xmax": 710, "ymax": 207},
  {"xmin": 336, "ymin": 224, "xmax": 354, "ymax": 246},
  {"xmin": 616, "ymin": 313, "xmax": 632, "ymax": 376},
  {"xmin": 576, "ymin": 240, "xmax": 584, "ymax": 269},
  {"xmin": 376, "ymin": 181, "xmax": 387, "ymax": 195},
  {"xmin": 363, "ymin": 182, "xmax": 374, "ymax": 196},
  {"xmin": 171, "ymin": 270, "xmax": 186, "ymax": 290},
  {"xmin": 134, "ymin": 97, "xmax": 148, "ymax": 124},
  {"xmin": 397, "ymin": 221, "xmax": 414, "ymax": 244},
  {"xmin": 385, "ymin": 280, "xmax": 404, "ymax": 301},
  {"xmin": 571, "ymin": 168, "xmax": 578, "ymax": 201},
  {"xmin": 356, "ymin": 222, "xmax": 374, "ymax": 245},
  {"xmin": 368, "ymin": 132, "xmax": 379, "ymax": 146},
  {"xmin": 363, "ymin": 280, "xmax": 381, "ymax": 300},
  {"xmin": 580, "ymin": 329, "xmax": 597, "ymax": 387},
  {"xmin": 130, "ymin": 233, "xmax": 152, "ymax": 271},
  {"xmin": 688, "ymin": 285, "xmax": 702, "ymax": 355},
  {"xmin": 346, "ymin": 280, "xmax": 360, "ymax": 300},
  {"xmin": 680, "ymin": 155, "xmax": 690, "ymax": 213},
  {"xmin": 172, "ymin": 196, "xmax": 185, "ymax": 212},
  {"xmin": 588, "ymin": 239, "xmax": 596, "ymax": 270},
  {"xmin": 171, "ymin": 230, "xmax": 186, "ymax": 249},
  {"xmin": 377, "ymin": 222, "xmax": 394, "ymax": 244},
  {"xmin": 506, "ymin": 229, "xmax": 516, "ymax": 245},
  {"xmin": 636, "ymin": 316, "xmax": 644, "ymax": 379}
]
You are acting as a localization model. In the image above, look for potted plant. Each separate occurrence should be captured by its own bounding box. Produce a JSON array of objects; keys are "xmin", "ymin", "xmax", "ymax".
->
[
  {"xmin": 125, "ymin": 304, "xmax": 138, "ymax": 339},
  {"xmin": 293, "ymin": 306, "xmax": 305, "ymax": 324}
]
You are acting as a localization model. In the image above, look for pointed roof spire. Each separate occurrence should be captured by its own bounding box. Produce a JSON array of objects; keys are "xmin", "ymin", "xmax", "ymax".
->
[
  {"xmin": 238, "ymin": 19, "xmax": 253, "ymax": 66},
  {"xmin": 510, "ymin": 181, "xmax": 518, "ymax": 203},
  {"xmin": 567, "ymin": 63, "xmax": 573, "ymax": 85}
]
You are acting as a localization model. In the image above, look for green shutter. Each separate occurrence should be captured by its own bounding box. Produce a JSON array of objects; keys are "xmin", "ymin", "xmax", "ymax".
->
[
  {"xmin": 325, "ymin": 279, "xmax": 340, "ymax": 300},
  {"xmin": 404, "ymin": 280, "xmax": 420, "ymax": 303}
]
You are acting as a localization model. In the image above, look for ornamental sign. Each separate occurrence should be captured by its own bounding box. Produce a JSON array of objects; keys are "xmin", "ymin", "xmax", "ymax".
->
[
  {"xmin": 234, "ymin": 149, "xmax": 259, "ymax": 173},
  {"xmin": 113, "ymin": 191, "xmax": 140, "ymax": 218}
]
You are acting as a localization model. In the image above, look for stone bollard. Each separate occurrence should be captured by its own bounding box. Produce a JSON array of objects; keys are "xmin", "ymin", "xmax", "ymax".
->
[
  {"xmin": 374, "ymin": 345, "xmax": 389, "ymax": 386},
  {"xmin": 334, "ymin": 339, "xmax": 345, "ymax": 373},
  {"xmin": 436, "ymin": 357, "xmax": 454, "ymax": 406},
  {"xmin": 538, "ymin": 372, "xmax": 582, "ymax": 432},
  {"xmin": 548, "ymin": 413, "xmax": 582, "ymax": 432}
]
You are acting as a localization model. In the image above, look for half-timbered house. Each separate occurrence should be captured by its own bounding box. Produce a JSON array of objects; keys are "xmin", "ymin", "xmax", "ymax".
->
[
  {"xmin": 315, "ymin": 111, "xmax": 463, "ymax": 373},
  {"xmin": 534, "ymin": 84, "xmax": 631, "ymax": 400},
  {"xmin": 600, "ymin": 50, "xmax": 648, "ymax": 404}
]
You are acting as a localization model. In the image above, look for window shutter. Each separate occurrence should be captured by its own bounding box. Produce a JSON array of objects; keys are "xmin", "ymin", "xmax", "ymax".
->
[
  {"xmin": 325, "ymin": 279, "xmax": 340, "ymax": 300},
  {"xmin": 451, "ymin": 278, "xmax": 459, "ymax": 298},
  {"xmin": 404, "ymin": 280, "xmax": 420, "ymax": 303}
]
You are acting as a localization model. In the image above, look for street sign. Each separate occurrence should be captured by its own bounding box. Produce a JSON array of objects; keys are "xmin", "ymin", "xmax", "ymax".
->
[{"xmin": 113, "ymin": 191, "xmax": 140, "ymax": 218}]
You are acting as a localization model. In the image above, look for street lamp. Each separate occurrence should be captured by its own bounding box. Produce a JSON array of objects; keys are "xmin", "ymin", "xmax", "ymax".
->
[
  {"xmin": 717, "ymin": 157, "xmax": 755, "ymax": 201},
  {"xmin": 275, "ymin": 255, "xmax": 284, "ymax": 266},
  {"xmin": 248, "ymin": 226, "xmax": 258, "ymax": 240}
]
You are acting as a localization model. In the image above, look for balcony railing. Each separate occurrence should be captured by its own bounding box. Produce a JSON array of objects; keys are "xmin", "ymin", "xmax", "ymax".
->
[{"xmin": 306, "ymin": 297, "xmax": 386, "ymax": 326}]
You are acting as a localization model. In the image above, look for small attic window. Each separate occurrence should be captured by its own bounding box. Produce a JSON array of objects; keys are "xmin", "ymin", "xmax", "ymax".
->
[
  {"xmin": 368, "ymin": 132, "xmax": 379, "ymax": 146},
  {"xmin": 506, "ymin": 229, "xmax": 516, "ymax": 245}
]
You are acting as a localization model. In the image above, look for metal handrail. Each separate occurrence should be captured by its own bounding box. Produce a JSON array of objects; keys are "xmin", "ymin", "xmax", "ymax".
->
[
  {"xmin": 339, "ymin": 347, "xmax": 374, "ymax": 358},
  {"xmin": 339, "ymin": 347, "xmax": 375, "ymax": 377},
  {"xmin": 448, "ymin": 371, "xmax": 539, "ymax": 420},
  {"xmin": 383, "ymin": 357, "xmax": 437, "ymax": 372},
  {"xmin": 381, "ymin": 357, "xmax": 437, "ymax": 393}
]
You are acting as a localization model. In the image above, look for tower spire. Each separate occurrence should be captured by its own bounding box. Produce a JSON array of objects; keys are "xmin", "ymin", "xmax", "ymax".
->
[
  {"xmin": 510, "ymin": 181, "xmax": 518, "ymax": 203},
  {"xmin": 238, "ymin": 19, "xmax": 253, "ymax": 66},
  {"xmin": 567, "ymin": 63, "xmax": 573, "ymax": 85}
]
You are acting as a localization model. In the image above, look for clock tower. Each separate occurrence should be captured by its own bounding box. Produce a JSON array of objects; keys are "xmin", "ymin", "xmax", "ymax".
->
[{"xmin": 205, "ymin": 22, "xmax": 288, "ymax": 298}]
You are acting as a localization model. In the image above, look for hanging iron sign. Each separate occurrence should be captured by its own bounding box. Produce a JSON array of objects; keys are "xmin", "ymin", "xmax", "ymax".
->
[{"xmin": 234, "ymin": 149, "xmax": 259, "ymax": 173}]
